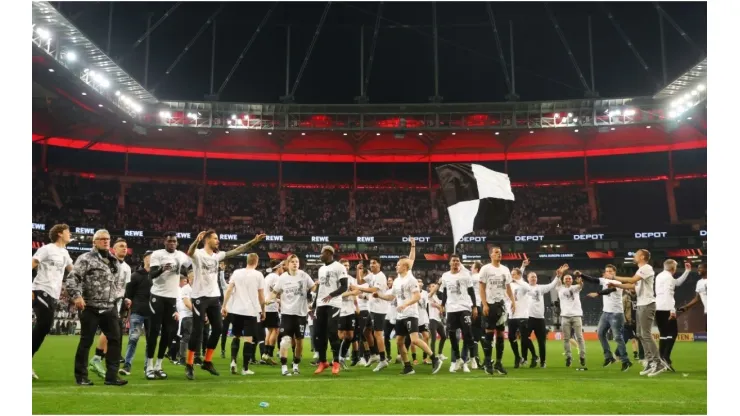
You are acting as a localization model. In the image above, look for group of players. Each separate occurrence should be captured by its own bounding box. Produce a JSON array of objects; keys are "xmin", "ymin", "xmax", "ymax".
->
[{"xmin": 31, "ymin": 224, "xmax": 708, "ymax": 384}]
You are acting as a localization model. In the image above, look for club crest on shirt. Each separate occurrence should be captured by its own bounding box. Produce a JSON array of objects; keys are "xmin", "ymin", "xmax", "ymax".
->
[
  {"xmin": 196, "ymin": 300, "xmax": 200, "ymax": 305},
  {"xmin": 152, "ymin": 298, "xmax": 156, "ymax": 303}
]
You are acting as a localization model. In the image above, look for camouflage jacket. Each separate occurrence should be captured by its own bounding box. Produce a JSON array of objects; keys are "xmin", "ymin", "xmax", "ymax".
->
[{"xmin": 64, "ymin": 249, "xmax": 126, "ymax": 310}]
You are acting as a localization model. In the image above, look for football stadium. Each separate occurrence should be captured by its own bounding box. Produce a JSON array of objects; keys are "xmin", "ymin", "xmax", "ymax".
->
[{"xmin": 31, "ymin": 1, "xmax": 707, "ymax": 414}]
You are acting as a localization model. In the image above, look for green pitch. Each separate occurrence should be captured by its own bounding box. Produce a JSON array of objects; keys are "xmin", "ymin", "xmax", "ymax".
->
[{"xmin": 32, "ymin": 336, "xmax": 706, "ymax": 414}]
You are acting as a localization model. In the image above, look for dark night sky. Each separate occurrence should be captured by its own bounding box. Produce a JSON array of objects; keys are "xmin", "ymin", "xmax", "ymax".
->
[{"xmin": 55, "ymin": 1, "xmax": 707, "ymax": 104}]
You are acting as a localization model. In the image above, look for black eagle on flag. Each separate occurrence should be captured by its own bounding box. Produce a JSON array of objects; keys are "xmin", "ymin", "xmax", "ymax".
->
[{"xmin": 435, "ymin": 163, "xmax": 516, "ymax": 249}]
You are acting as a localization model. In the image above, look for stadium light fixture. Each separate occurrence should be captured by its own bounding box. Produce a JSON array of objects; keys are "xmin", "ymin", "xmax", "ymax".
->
[
  {"xmin": 66, "ymin": 51, "xmax": 77, "ymax": 62},
  {"xmin": 495, "ymin": 132, "xmax": 500, "ymax": 135},
  {"xmin": 122, "ymin": 120, "xmax": 126, "ymax": 124},
  {"xmin": 554, "ymin": 113, "xmax": 560, "ymax": 118},
  {"xmin": 668, "ymin": 110, "xmax": 677, "ymax": 118},
  {"xmin": 529, "ymin": 130, "xmax": 534, "ymax": 134},
  {"xmin": 418, "ymin": 133, "xmax": 423, "ymax": 136},
  {"xmin": 36, "ymin": 27, "xmax": 51, "ymax": 40},
  {"xmin": 572, "ymin": 117, "xmax": 578, "ymax": 123},
  {"xmin": 610, "ymin": 127, "xmax": 616, "ymax": 131},
  {"xmin": 301, "ymin": 132, "xmax": 306, "ymax": 136},
  {"xmin": 159, "ymin": 111, "xmax": 171, "ymax": 118},
  {"xmin": 687, "ymin": 117, "xmax": 693, "ymax": 120},
  {"xmin": 613, "ymin": 109, "xmax": 621, "ymax": 116},
  {"xmin": 376, "ymin": 133, "xmax": 381, "ymax": 136},
  {"xmin": 574, "ymin": 129, "xmax": 579, "ymax": 133},
  {"xmin": 225, "ymin": 130, "xmax": 230, "ymax": 134},
  {"xmin": 697, "ymin": 84, "xmax": 705, "ymax": 91},
  {"xmin": 158, "ymin": 128, "xmax": 162, "ymax": 131},
  {"xmin": 115, "ymin": 90, "xmax": 121, "ymax": 96},
  {"xmin": 624, "ymin": 109, "xmax": 636, "ymax": 117},
  {"xmin": 670, "ymin": 101, "xmax": 679, "ymax": 108},
  {"xmin": 132, "ymin": 104, "xmax": 142, "ymax": 113},
  {"xmin": 691, "ymin": 90, "xmax": 698, "ymax": 96},
  {"xmin": 343, "ymin": 133, "xmax": 348, "ymax": 136},
  {"xmin": 451, "ymin": 132, "xmax": 456, "ymax": 135},
  {"xmin": 268, "ymin": 132, "xmax": 272, "ymax": 135},
  {"xmin": 567, "ymin": 112, "xmax": 573, "ymax": 117},
  {"xmin": 231, "ymin": 114, "xmax": 236, "ymax": 120},
  {"xmin": 81, "ymin": 92, "xmax": 86, "ymax": 96},
  {"xmin": 98, "ymin": 104, "xmax": 103, "ymax": 108},
  {"xmin": 646, "ymin": 125, "xmax": 652, "ymax": 129},
  {"xmin": 48, "ymin": 68, "xmax": 54, "ymax": 73}
]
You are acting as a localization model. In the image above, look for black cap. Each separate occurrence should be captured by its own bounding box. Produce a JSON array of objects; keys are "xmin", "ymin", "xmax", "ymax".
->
[{"xmin": 143, "ymin": 250, "xmax": 154, "ymax": 258}]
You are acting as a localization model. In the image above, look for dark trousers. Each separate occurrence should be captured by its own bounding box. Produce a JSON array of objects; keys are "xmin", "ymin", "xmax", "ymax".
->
[
  {"xmin": 221, "ymin": 313, "xmax": 233, "ymax": 352},
  {"xmin": 446, "ymin": 311, "xmax": 474, "ymax": 362},
  {"xmin": 75, "ymin": 307, "xmax": 122, "ymax": 382},
  {"xmin": 313, "ymin": 306, "xmax": 340, "ymax": 363},
  {"xmin": 189, "ymin": 297, "xmax": 223, "ymax": 356},
  {"xmin": 428, "ymin": 319, "xmax": 447, "ymax": 355},
  {"xmin": 32, "ymin": 291, "xmax": 57, "ymax": 356},
  {"xmin": 655, "ymin": 310, "xmax": 678, "ymax": 363},
  {"xmin": 146, "ymin": 295, "xmax": 177, "ymax": 361},
  {"xmin": 507, "ymin": 318, "xmax": 532, "ymax": 362},
  {"xmin": 383, "ymin": 320, "xmax": 394, "ymax": 358},
  {"xmin": 527, "ymin": 317, "xmax": 547, "ymax": 363}
]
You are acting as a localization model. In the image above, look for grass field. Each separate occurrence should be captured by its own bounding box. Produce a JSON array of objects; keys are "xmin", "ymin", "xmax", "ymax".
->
[{"xmin": 32, "ymin": 336, "xmax": 707, "ymax": 414}]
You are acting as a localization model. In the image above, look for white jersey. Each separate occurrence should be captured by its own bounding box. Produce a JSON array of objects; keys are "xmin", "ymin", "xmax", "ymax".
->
[
  {"xmin": 273, "ymin": 270, "xmax": 314, "ymax": 317},
  {"xmin": 524, "ymin": 279, "xmax": 560, "ymax": 319},
  {"xmin": 341, "ymin": 277, "xmax": 358, "ymax": 317},
  {"xmin": 635, "ymin": 264, "xmax": 656, "ymax": 307},
  {"xmin": 479, "ymin": 263, "xmax": 513, "ymax": 304},
  {"xmin": 428, "ymin": 294, "xmax": 442, "ymax": 322},
  {"xmin": 32, "ymin": 244, "xmax": 74, "ymax": 299},
  {"xmin": 116, "ymin": 260, "xmax": 132, "ymax": 300},
  {"xmin": 356, "ymin": 282, "xmax": 370, "ymax": 311},
  {"xmin": 418, "ymin": 290, "xmax": 430, "ymax": 326},
  {"xmin": 558, "ymin": 285, "xmax": 583, "ymax": 317},
  {"xmin": 228, "ymin": 268, "xmax": 264, "ymax": 317},
  {"xmin": 190, "ymin": 249, "xmax": 226, "ymax": 298},
  {"xmin": 695, "ymin": 278, "xmax": 707, "ymax": 314},
  {"xmin": 150, "ymin": 249, "xmax": 191, "ymax": 298},
  {"xmin": 385, "ymin": 289, "xmax": 397, "ymax": 323},
  {"xmin": 177, "ymin": 284, "xmax": 193, "ymax": 318},
  {"xmin": 598, "ymin": 278, "xmax": 624, "ymax": 314},
  {"xmin": 470, "ymin": 273, "xmax": 482, "ymax": 307},
  {"xmin": 263, "ymin": 272, "xmax": 281, "ymax": 313},
  {"xmin": 364, "ymin": 271, "xmax": 389, "ymax": 314},
  {"xmin": 392, "ymin": 272, "xmax": 420, "ymax": 320},
  {"xmin": 509, "ymin": 278, "xmax": 530, "ymax": 319},
  {"xmin": 655, "ymin": 270, "xmax": 690, "ymax": 313},
  {"xmin": 316, "ymin": 262, "xmax": 347, "ymax": 309},
  {"xmin": 439, "ymin": 270, "xmax": 474, "ymax": 313}
]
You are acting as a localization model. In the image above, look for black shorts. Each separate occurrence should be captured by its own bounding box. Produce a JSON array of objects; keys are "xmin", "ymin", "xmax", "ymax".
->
[
  {"xmin": 446, "ymin": 310, "xmax": 473, "ymax": 331},
  {"xmin": 486, "ymin": 301, "xmax": 507, "ymax": 330},
  {"xmin": 622, "ymin": 323, "xmax": 637, "ymax": 341},
  {"xmin": 192, "ymin": 296, "xmax": 221, "ymax": 322},
  {"xmin": 231, "ymin": 314, "xmax": 258, "ymax": 338},
  {"xmin": 149, "ymin": 294, "xmax": 178, "ymax": 320},
  {"xmin": 394, "ymin": 317, "xmax": 419, "ymax": 337},
  {"xmin": 370, "ymin": 312, "xmax": 386, "ymax": 331},
  {"xmin": 280, "ymin": 315, "xmax": 307, "ymax": 339},
  {"xmin": 358, "ymin": 310, "xmax": 370, "ymax": 331},
  {"xmin": 263, "ymin": 311, "xmax": 280, "ymax": 328},
  {"xmin": 419, "ymin": 324, "xmax": 428, "ymax": 333},
  {"xmin": 338, "ymin": 314, "xmax": 356, "ymax": 331}
]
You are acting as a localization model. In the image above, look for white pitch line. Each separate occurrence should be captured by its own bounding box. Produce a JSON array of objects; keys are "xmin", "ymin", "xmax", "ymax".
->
[{"xmin": 33, "ymin": 390, "xmax": 701, "ymax": 406}]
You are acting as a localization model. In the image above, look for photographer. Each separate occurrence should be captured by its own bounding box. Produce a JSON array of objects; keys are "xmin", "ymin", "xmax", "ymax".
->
[{"xmin": 64, "ymin": 229, "xmax": 128, "ymax": 386}]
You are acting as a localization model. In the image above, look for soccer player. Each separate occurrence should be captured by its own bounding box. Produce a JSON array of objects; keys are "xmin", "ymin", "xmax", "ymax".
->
[
  {"xmin": 120, "ymin": 251, "xmax": 154, "ymax": 375},
  {"xmin": 144, "ymin": 232, "xmax": 191, "ymax": 380},
  {"xmin": 622, "ymin": 290, "xmax": 640, "ymax": 361},
  {"xmin": 88, "ymin": 238, "xmax": 131, "ymax": 379},
  {"xmin": 32, "ymin": 224, "xmax": 74, "ymax": 379},
  {"xmin": 557, "ymin": 271, "xmax": 587, "ymax": 369},
  {"xmin": 479, "ymin": 246, "xmax": 516, "ymax": 375},
  {"xmin": 438, "ymin": 254, "xmax": 476, "ymax": 373},
  {"xmin": 176, "ymin": 270, "xmax": 194, "ymax": 365},
  {"xmin": 353, "ymin": 262, "xmax": 372, "ymax": 366},
  {"xmin": 609, "ymin": 249, "xmax": 667, "ymax": 377},
  {"xmin": 382, "ymin": 276, "xmax": 397, "ymax": 366},
  {"xmin": 467, "ymin": 261, "xmax": 483, "ymax": 368},
  {"xmin": 522, "ymin": 270, "xmax": 560, "ymax": 368},
  {"xmin": 426, "ymin": 282, "xmax": 448, "ymax": 361},
  {"xmin": 382, "ymin": 243, "xmax": 442, "ymax": 375},
  {"xmin": 313, "ymin": 245, "xmax": 349, "ymax": 375},
  {"xmin": 416, "ymin": 279, "xmax": 432, "ymax": 365},
  {"xmin": 64, "ymin": 229, "xmax": 128, "ymax": 386},
  {"xmin": 506, "ymin": 267, "xmax": 533, "ymax": 369},
  {"xmin": 678, "ymin": 262, "xmax": 707, "ymax": 316},
  {"xmin": 353, "ymin": 257, "xmax": 390, "ymax": 371},
  {"xmin": 184, "ymin": 231, "xmax": 266, "ymax": 380},
  {"xmin": 654, "ymin": 259, "xmax": 691, "ymax": 372},
  {"xmin": 262, "ymin": 259, "xmax": 283, "ymax": 365},
  {"xmin": 337, "ymin": 259, "xmax": 360, "ymax": 369},
  {"xmin": 221, "ymin": 253, "xmax": 265, "ymax": 375},
  {"xmin": 271, "ymin": 254, "xmax": 315, "ymax": 376},
  {"xmin": 577, "ymin": 265, "xmax": 633, "ymax": 371}
]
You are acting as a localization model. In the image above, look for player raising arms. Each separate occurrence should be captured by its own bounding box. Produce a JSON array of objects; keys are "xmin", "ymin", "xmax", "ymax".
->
[
  {"xmin": 479, "ymin": 246, "xmax": 517, "ymax": 375},
  {"xmin": 184, "ymin": 231, "xmax": 266, "ymax": 380},
  {"xmin": 520, "ymin": 268, "xmax": 560, "ymax": 368}
]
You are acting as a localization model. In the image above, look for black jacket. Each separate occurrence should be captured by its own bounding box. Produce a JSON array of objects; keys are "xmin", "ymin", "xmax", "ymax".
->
[{"xmin": 125, "ymin": 267, "xmax": 153, "ymax": 317}]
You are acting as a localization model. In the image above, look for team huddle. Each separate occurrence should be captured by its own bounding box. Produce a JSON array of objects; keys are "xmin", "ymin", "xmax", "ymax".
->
[{"xmin": 31, "ymin": 224, "xmax": 708, "ymax": 385}]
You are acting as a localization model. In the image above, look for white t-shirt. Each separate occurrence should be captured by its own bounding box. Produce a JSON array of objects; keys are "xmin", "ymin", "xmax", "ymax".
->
[
  {"xmin": 177, "ymin": 284, "xmax": 193, "ymax": 318},
  {"xmin": 263, "ymin": 272, "xmax": 281, "ymax": 313},
  {"xmin": 316, "ymin": 262, "xmax": 347, "ymax": 309},
  {"xmin": 385, "ymin": 289, "xmax": 397, "ymax": 323},
  {"xmin": 599, "ymin": 278, "xmax": 624, "ymax": 314},
  {"xmin": 228, "ymin": 268, "xmax": 264, "ymax": 317},
  {"xmin": 32, "ymin": 244, "xmax": 74, "ymax": 299},
  {"xmin": 479, "ymin": 263, "xmax": 513, "ymax": 304},
  {"xmin": 273, "ymin": 270, "xmax": 314, "ymax": 317},
  {"xmin": 470, "ymin": 273, "xmax": 482, "ymax": 307},
  {"xmin": 695, "ymin": 279, "xmax": 707, "ymax": 314},
  {"xmin": 439, "ymin": 270, "xmax": 474, "ymax": 313},
  {"xmin": 428, "ymin": 294, "xmax": 442, "ymax": 322},
  {"xmin": 558, "ymin": 285, "xmax": 583, "ymax": 317},
  {"xmin": 364, "ymin": 271, "xmax": 388, "ymax": 314},
  {"xmin": 150, "ymin": 249, "xmax": 191, "ymax": 298},
  {"xmin": 190, "ymin": 249, "xmax": 226, "ymax": 298},
  {"xmin": 341, "ymin": 277, "xmax": 358, "ymax": 317},
  {"xmin": 635, "ymin": 264, "xmax": 656, "ymax": 307},
  {"xmin": 356, "ymin": 283, "xmax": 370, "ymax": 311},
  {"xmin": 393, "ymin": 272, "xmax": 420, "ymax": 320},
  {"xmin": 116, "ymin": 260, "xmax": 132, "ymax": 300},
  {"xmin": 509, "ymin": 278, "xmax": 530, "ymax": 319},
  {"xmin": 418, "ymin": 290, "xmax": 430, "ymax": 326},
  {"xmin": 525, "ymin": 279, "xmax": 560, "ymax": 319},
  {"xmin": 655, "ymin": 270, "xmax": 690, "ymax": 313}
]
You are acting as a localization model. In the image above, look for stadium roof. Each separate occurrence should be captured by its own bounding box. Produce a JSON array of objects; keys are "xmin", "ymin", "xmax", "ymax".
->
[
  {"xmin": 31, "ymin": 1, "xmax": 157, "ymax": 104},
  {"xmin": 654, "ymin": 58, "xmax": 707, "ymax": 100}
]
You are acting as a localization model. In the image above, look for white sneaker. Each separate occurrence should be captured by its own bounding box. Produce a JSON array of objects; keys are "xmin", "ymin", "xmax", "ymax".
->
[
  {"xmin": 241, "ymin": 369, "xmax": 255, "ymax": 376},
  {"xmin": 449, "ymin": 360, "xmax": 458, "ymax": 373},
  {"xmin": 292, "ymin": 364, "xmax": 300, "ymax": 375},
  {"xmin": 463, "ymin": 362, "xmax": 471, "ymax": 373},
  {"xmin": 281, "ymin": 367, "xmax": 292, "ymax": 376},
  {"xmin": 230, "ymin": 362, "xmax": 237, "ymax": 375},
  {"xmin": 648, "ymin": 362, "xmax": 667, "ymax": 377},
  {"xmin": 639, "ymin": 362, "xmax": 656, "ymax": 376},
  {"xmin": 640, "ymin": 359, "xmax": 648, "ymax": 369},
  {"xmin": 470, "ymin": 359, "xmax": 478, "ymax": 370},
  {"xmin": 438, "ymin": 354, "xmax": 448, "ymax": 361},
  {"xmin": 367, "ymin": 354, "xmax": 380, "ymax": 365},
  {"xmin": 313, "ymin": 352, "xmax": 319, "ymax": 359},
  {"xmin": 394, "ymin": 355, "xmax": 402, "ymax": 364},
  {"xmin": 358, "ymin": 357, "xmax": 367, "ymax": 366},
  {"xmin": 373, "ymin": 360, "xmax": 388, "ymax": 372},
  {"xmin": 32, "ymin": 369, "xmax": 39, "ymax": 380}
]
